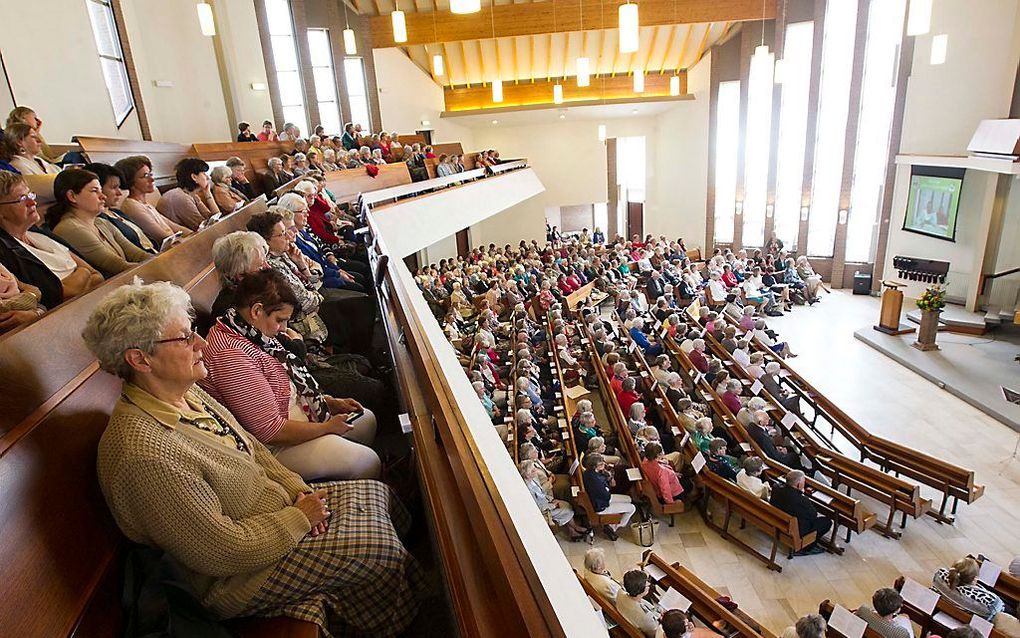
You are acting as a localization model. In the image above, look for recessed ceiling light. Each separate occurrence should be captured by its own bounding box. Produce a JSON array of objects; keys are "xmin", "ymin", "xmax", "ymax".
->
[
  {"xmin": 491, "ymin": 119, "xmax": 498, "ymax": 124},
  {"xmin": 559, "ymin": 114, "xmax": 566, "ymax": 119}
]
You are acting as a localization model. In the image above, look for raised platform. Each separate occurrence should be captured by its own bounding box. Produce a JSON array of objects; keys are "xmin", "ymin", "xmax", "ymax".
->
[
  {"xmin": 905, "ymin": 305, "xmax": 988, "ymax": 335},
  {"xmin": 855, "ymin": 326, "xmax": 1020, "ymax": 432}
]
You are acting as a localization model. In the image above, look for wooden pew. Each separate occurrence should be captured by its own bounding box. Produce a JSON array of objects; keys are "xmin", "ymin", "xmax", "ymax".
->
[
  {"xmin": 697, "ymin": 322, "xmax": 929, "ymax": 539},
  {"xmin": 396, "ymin": 134, "xmax": 426, "ymax": 147},
  {"xmin": 74, "ymin": 136, "xmax": 191, "ymax": 190},
  {"xmin": 190, "ymin": 140, "xmax": 295, "ymax": 182},
  {"xmin": 424, "ymin": 151, "xmax": 481, "ymax": 179},
  {"xmin": 718, "ymin": 311, "xmax": 984, "ymax": 523},
  {"xmin": 432, "ymin": 142, "xmax": 466, "ymax": 157},
  {"xmin": 321, "ymin": 164, "xmax": 412, "ymax": 205},
  {"xmin": 575, "ymin": 572, "xmax": 645, "ymax": 638},
  {"xmin": 579, "ymin": 321, "xmax": 686, "ymax": 526},
  {"xmin": 816, "ymin": 600, "xmax": 895, "ymax": 638},
  {"xmin": 641, "ymin": 551, "xmax": 777, "ymax": 638},
  {"xmin": 273, "ymin": 174, "xmax": 309, "ymax": 200},
  {"xmin": 969, "ymin": 556, "xmax": 1020, "ymax": 608},
  {"xmin": 0, "ymin": 197, "xmax": 318, "ymax": 638}
]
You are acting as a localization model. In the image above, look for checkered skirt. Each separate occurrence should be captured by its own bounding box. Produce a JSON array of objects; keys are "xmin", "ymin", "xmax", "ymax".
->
[{"xmin": 242, "ymin": 479, "xmax": 424, "ymax": 638}]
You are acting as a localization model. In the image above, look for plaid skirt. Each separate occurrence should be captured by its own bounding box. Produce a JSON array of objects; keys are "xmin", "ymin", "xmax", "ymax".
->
[{"xmin": 242, "ymin": 480, "xmax": 425, "ymax": 638}]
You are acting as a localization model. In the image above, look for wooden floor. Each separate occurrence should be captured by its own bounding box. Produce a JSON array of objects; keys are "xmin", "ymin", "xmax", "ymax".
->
[{"xmin": 558, "ymin": 289, "xmax": 1020, "ymax": 633}]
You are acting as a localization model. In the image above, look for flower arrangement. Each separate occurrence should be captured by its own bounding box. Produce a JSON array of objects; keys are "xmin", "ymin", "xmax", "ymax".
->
[{"xmin": 916, "ymin": 285, "xmax": 946, "ymax": 312}]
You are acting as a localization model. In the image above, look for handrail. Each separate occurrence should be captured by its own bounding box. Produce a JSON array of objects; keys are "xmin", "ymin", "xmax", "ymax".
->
[
  {"xmin": 979, "ymin": 266, "xmax": 1020, "ymax": 295},
  {"xmin": 359, "ymin": 159, "xmax": 529, "ymax": 210}
]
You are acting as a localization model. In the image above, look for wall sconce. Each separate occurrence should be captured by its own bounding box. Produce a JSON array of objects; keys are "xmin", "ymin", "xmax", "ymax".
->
[
  {"xmin": 250, "ymin": 82, "xmax": 267, "ymax": 91},
  {"xmin": 800, "ymin": 206, "xmax": 810, "ymax": 221},
  {"xmin": 420, "ymin": 119, "xmax": 431, "ymax": 127},
  {"xmin": 735, "ymin": 201, "xmax": 744, "ymax": 216},
  {"xmin": 766, "ymin": 204, "xmax": 774, "ymax": 218},
  {"xmin": 838, "ymin": 209, "xmax": 848, "ymax": 224}
]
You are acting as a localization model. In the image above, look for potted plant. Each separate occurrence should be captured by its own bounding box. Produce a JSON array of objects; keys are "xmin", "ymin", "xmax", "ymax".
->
[{"xmin": 913, "ymin": 285, "xmax": 946, "ymax": 351}]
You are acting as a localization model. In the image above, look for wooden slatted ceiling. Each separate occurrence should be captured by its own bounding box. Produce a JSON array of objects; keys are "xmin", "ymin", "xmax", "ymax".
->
[{"xmin": 414, "ymin": 22, "xmax": 729, "ymax": 88}]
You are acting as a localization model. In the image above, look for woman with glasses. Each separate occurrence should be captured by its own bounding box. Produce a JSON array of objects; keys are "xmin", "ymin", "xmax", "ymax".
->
[
  {"xmin": 48, "ymin": 169, "xmax": 151, "ymax": 277},
  {"xmin": 0, "ymin": 171, "xmax": 103, "ymax": 309},
  {"xmin": 83, "ymin": 280, "xmax": 423, "ymax": 637},
  {"xmin": 113, "ymin": 155, "xmax": 191, "ymax": 244}
]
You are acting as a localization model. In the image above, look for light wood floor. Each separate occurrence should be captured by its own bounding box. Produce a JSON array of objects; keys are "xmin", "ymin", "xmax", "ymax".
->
[{"xmin": 558, "ymin": 290, "xmax": 1020, "ymax": 634}]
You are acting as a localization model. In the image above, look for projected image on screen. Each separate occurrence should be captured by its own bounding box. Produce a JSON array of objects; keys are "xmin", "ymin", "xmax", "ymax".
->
[{"xmin": 903, "ymin": 174, "xmax": 962, "ymax": 242}]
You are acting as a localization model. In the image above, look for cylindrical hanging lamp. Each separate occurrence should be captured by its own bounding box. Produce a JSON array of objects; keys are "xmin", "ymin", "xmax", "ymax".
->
[{"xmin": 619, "ymin": 3, "xmax": 639, "ymax": 53}]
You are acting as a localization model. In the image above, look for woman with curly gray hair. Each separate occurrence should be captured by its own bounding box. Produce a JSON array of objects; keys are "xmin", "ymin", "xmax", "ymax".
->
[{"xmin": 83, "ymin": 279, "xmax": 423, "ymax": 636}]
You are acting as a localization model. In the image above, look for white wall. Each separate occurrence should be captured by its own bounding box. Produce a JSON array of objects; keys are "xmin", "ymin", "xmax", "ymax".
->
[
  {"xmin": 213, "ymin": 0, "xmax": 274, "ymax": 131},
  {"xmin": 0, "ymin": 0, "xmax": 143, "ymax": 143},
  {"xmin": 373, "ymin": 48, "xmax": 475, "ymax": 147}
]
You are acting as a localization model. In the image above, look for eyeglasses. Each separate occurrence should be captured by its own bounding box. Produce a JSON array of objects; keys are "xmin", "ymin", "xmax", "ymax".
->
[
  {"xmin": 154, "ymin": 327, "xmax": 199, "ymax": 347},
  {"xmin": 0, "ymin": 192, "xmax": 37, "ymax": 206}
]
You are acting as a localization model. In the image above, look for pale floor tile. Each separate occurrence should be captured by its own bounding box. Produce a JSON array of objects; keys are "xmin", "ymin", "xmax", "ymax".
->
[{"xmin": 558, "ymin": 291, "xmax": 1020, "ymax": 634}]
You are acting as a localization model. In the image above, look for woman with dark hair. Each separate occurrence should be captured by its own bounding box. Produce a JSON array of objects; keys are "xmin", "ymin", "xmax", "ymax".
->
[
  {"xmin": 236, "ymin": 121, "xmax": 258, "ymax": 142},
  {"xmin": 200, "ymin": 269, "xmax": 380, "ymax": 480},
  {"xmin": 85, "ymin": 162, "xmax": 156, "ymax": 254},
  {"xmin": 114, "ymin": 155, "xmax": 191, "ymax": 243},
  {"xmin": 49, "ymin": 169, "xmax": 151, "ymax": 276},
  {"xmin": 156, "ymin": 157, "xmax": 218, "ymax": 230}
]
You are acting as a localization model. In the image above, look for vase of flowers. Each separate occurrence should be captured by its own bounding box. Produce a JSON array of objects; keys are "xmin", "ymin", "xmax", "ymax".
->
[{"xmin": 913, "ymin": 286, "xmax": 946, "ymax": 351}]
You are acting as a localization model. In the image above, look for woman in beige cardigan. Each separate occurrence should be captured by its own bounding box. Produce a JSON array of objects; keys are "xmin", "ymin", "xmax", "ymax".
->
[
  {"xmin": 83, "ymin": 280, "xmax": 423, "ymax": 636},
  {"xmin": 49, "ymin": 169, "xmax": 150, "ymax": 277},
  {"xmin": 113, "ymin": 155, "xmax": 191, "ymax": 244}
]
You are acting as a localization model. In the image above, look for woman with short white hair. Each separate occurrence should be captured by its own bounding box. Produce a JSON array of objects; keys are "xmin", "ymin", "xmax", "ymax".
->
[
  {"xmin": 520, "ymin": 460, "xmax": 590, "ymax": 541},
  {"xmin": 210, "ymin": 165, "xmax": 246, "ymax": 214},
  {"xmin": 83, "ymin": 279, "xmax": 423, "ymax": 636},
  {"xmin": 583, "ymin": 548, "xmax": 622, "ymax": 601}
]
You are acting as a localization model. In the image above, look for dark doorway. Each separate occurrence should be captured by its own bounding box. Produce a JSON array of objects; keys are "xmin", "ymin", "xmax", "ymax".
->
[
  {"xmin": 455, "ymin": 229, "xmax": 470, "ymax": 258},
  {"xmin": 627, "ymin": 202, "xmax": 644, "ymax": 240},
  {"xmin": 403, "ymin": 252, "xmax": 420, "ymax": 273},
  {"xmin": 416, "ymin": 129, "xmax": 434, "ymax": 146}
]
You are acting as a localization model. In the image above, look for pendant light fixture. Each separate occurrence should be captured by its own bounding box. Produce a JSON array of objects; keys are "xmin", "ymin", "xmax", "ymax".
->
[
  {"xmin": 906, "ymin": 0, "xmax": 932, "ymax": 36},
  {"xmin": 553, "ymin": 83, "xmax": 564, "ymax": 104},
  {"xmin": 430, "ymin": 8, "xmax": 443, "ymax": 76},
  {"xmin": 492, "ymin": 79, "xmax": 504, "ymax": 102},
  {"xmin": 633, "ymin": 70, "xmax": 644, "ymax": 92},
  {"xmin": 751, "ymin": 0, "xmax": 773, "ymax": 80},
  {"xmin": 341, "ymin": 1, "xmax": 356, "ymax": 54},
  {"xmin": 669, "ymin": 75, "xmax": 680, "ymax": 96},
  {"xmin": 391, "ymin": 1, "xmax": 407, "ymax": 43},
  {"xmin": 451, "ymin": 0, "xmax": 481, "ymax": 15},
  {"xmin": 196, "ymin": 2, "xmax": 215, "ymax": 37},
  {"xmin": 598, "ymin": 124, "xmax": 607, "ymax": 142},
  {"xmin": 619, "ymin": 2, "xmax": 638, "ymax": 53},
  {"xmin": 576, "ymin": 0, "xmax": 590, "ymax": 87}
]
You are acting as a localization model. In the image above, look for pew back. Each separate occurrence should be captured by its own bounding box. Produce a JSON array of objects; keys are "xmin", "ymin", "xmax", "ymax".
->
[
  {"xmin": 75, "ymin": 136, "xmax": 192, "ymax": 190},
  {"xmin": 190, "ymin": 140, "xmax": 296, "ymax": 182},
  {"xmin": 322, "ymin": 164, "xmax": 412, "ymax": 205}
]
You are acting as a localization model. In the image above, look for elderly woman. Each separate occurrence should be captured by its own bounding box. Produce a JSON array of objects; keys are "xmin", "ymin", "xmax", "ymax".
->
[
  {"xmin": 322, "ymin": 149, "xmax": 339, "ymax": 172},
  {"xmin": 0, "ymin": 172, "xmax": 104, "ymax": 308},
  {"xmin": 157, "ymin": 158, "xmax": 218, "ymax": 231},
  {"xmin": 520, "ymin": 459, "xmax": 590, "ymax": 541},
  {"xmin": 736, "ymin": 456, "xmax": 771, "ymax": 500},
  {"xmin": 291, "ymin": 153, "xmax": 309, "ymax": 176},
  {"xmin": 83, "ymin": 280, "xmax": 422, "ymax": 636},
  {"xmin": 2, "ymin": 123, "xmax": 61, "ymax": 175},
  {"xmin": 796, "ymin": 256, "xmax": 824, "ymax": 300},
  {"xmin": 583, "ymin": 548, "xmax": 622, "ymax": 601},
  {"xmin": 278, "ymin": 192, "xmax": 368, "ymax": 293},
  {"xmin": 113, "ymin": 156, "xmax": 191, "ymax": 243},
  {"xmin": 210, "ymin": 165, "xmax": 246, "ymax": 215},
  {"xmin": 370, "ymin": 148, "xmax": 387, "ymax": 165},
  {"xmin": 200, "ymin": 269, "xmax": 380, "ymax": 480},
  {"xmin": 48, "ymin": 169, "xmax": 151, "ymax": 277}
]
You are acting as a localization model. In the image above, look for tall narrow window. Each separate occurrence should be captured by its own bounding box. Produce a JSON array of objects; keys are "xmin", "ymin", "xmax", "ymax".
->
[
  {"xmin": 773, "ymin": 21, "xmax": 814, "ymax": 250},
  {"xmin": 714, "ymin": 81, "xmax": 741, "ymax": 244},
  {"xmin": 741, "ymin": 47, "xmax": 775, "ymax": 248},
  {"xmin": 343, "ymin": 58, "xmax": 371, "ymax": 130},
  {"xmin": 265, "ymin": 0, "xmax": 308, "ymax": 135},
  {"xmin": 807, "ymin": 0, "xmax": 858, "ymax": 257},
  {"xmin": 85, "ymin": 0, "xmax": 135, "ymax": 127},
  {"xmin": 307, "ymin": 29, "xmax": 342, "ymax": 136},
  {"xmin": 616, "ymin": 136, "xmax": 646, "ymax": 204},
  {"xmin": 846, "ymin": 0, "xmax": 906, "ymax": 262}
]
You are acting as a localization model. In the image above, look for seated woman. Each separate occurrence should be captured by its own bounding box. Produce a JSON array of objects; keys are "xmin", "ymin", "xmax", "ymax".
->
[
  {"xmin": 520, "ymin": 459, "xmax": 591, "ymax": 541},
  {"xmin": 583, "ymin": 547, "xmax": 622, "ymax": 601},
  {"xmin": 210, "ymin": 165, "xmax": 246, "ymax": 215},
  {"xmin": 277, "ymin": 193, "xmax": 367, "ymax": 293},
  {"xmin": 933, "ymin": 558, "xmax": 1010, "ymax": 622},
  {"xmin": 581, "ymin": 453, "xmax": 636, "ymax": 541},
  {"xmin": 49, "ymin": 169, "xmax": 151, "ymax": 277},
  {"xmin": 114, "ymin": 155, "xmax": 192, "ymax": 244},
  {"xmin": 0, "ymin": 172, "xmax": 104, "ymax": 309},
  {"xmin": 2, "ymin": 123, "xmax": 60, "ymax": 175},
  {"xmin": 201, "ymin": 269, "xmax": 381, "ymax": 481},
  {"xmin": 629, "ymin": 316, "xmax": 663, "ymax": 357},
  {"xmin": 82, "ymin": 280, "xmax": 422, "ymax": 636},
  {"xmin": 640, "ymin": 442, "xmax": 691, "ymax": 504},
  {"xmin": 0, "ymin": 261, "xmax": 45, "ymax": 333},
  {"xmin": 736, "ymin": 455, "xmax": 771, "ymax": 500},
  {"xmin": 796, "ymin": 256, "xmax": 824, "ymax": 300},
  {"xmin": 156, "ymin": 158, "xmax": 218, "ymax": 230},
  {"xmin": 85, "ymin": 163, "xmax": 156, "ymax": 254},
  {"xmin": 783, "ymin": 257, "xmax": 815, "ymax": 304},
  {"xmin": 705, "ymin": 438, "xmax": 740, "ymax": 481}
]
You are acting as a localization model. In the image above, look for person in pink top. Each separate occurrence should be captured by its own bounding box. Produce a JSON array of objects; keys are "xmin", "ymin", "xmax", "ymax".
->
[{"xmin": 640, "ymin": 442, "xmax": 686, "ymax": 504}]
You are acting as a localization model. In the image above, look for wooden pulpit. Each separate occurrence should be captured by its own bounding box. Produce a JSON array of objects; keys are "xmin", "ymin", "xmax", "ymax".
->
[{"xmin": 874, "ymin": 281, "xmax": 915, "ymax": 335}]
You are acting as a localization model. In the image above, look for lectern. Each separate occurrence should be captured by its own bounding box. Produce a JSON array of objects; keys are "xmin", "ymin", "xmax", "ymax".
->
[{"xmin": 874, "ymin": 281, "xmax": 915, "ymax": 335}]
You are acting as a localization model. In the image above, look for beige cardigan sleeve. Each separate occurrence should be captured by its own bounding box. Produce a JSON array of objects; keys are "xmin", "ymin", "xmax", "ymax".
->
[
  {"xmin": 53, "ymin": 217, "xmax": 139, "ymax": 277},
  {"xmin": 100, "ymin": 217, "xmax": 153, "ymax": 263}
]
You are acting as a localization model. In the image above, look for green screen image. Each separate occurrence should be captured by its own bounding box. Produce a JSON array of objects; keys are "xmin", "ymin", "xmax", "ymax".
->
[{"xmin": 903, "ymin": 174, "xmax": 961, "ymax": 241}]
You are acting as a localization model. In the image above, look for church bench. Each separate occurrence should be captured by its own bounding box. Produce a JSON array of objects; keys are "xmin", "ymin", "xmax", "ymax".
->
[
  {"xmin": 580, "ymin": 322, "xmax": 686, "ymax": 526},
  {"xmin": 424, "ymin": 151, "xmax": 481, "ymax": 179},
  {"xmin": 190, "ymin": 140, "xmax": 295, "ymax": 182},
  {"xmin": 891, "ymin": 577, "xmax": 1011, "ymax": 638},
  {"xmin": 816, "ymin": 599, "xmax": 894, "ymax": 638},
  {"xmin": 575, "ymin": 572, "xmax": 645, "ymax": 638},
  {"xmin": 969, "ymin": 556, "xmax": 1020, "ymax": 608},
  {"xmin": 321, "ymin": 163, "xmax": 412, "ymax": 205},
  {"xmin": 74, "ymin": 136, "xmax": 192, "ymax": 191},
  {"xmin": 0, "ymin": 196, "xmax": 319, "ymax": 638},
  {"xmin": 273, "ymin": 174, "xmax": 310, "ymax": 200},
  {"xmin": 699, "ymin": 328, "xmax": 930, "ymax": 539},
  {"xmin": 545, "ymin": 314, "xmax": 623, "ymax": 527},
  {"xmin": 719, "ymin": 312, "xmax": 984, "ymax": 523},
  {"xmin": 641, "ymin": 551, "xmax": 777, "ymax": 638}
]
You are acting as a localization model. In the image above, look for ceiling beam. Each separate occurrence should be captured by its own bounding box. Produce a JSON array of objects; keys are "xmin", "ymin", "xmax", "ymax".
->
[
  {"xmin": 657, "ymin": 25, "xmax": 677, "ymax": 74},
  {"xmin": 368, "ymin": 0, "xmax": 776, "ymax": 47},
  {"xmin": 675, "ymin": 23, "xmax": 694, "ymax": 70},
  {"xmin": 444, "ymin": 69, "xmax": 690, "ymax": 111}
]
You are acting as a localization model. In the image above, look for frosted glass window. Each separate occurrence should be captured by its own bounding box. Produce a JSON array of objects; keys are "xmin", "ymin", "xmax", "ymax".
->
[
  {"xmin": 594, "ymin": 202, "xmax": 609, "ymax": 235},
  {"xmin": 742, "ymin": 48, "xmax": 775, "ymax": 248},
  {"xmin": 344, "ymin": 58, "xmax": 372, "ymax": 130},
  {"xmin": 773, "ymin": 21, "xmax": 814, "ymax": 250},
  {"xmin": 85, "ymin": 0, "xmax": 134, "ymax": 127},
  {"xmin": 307, "ymin": 29, "xmax": 342, "ymax": 136},
  {"xmin": 714, "ymin": 81, "xmax": 740, "ymax": 244},
  {"xmin": 846, "ymin": 0, "xmax": 906, "ymax": 262},
  {"xmin": 617, "ymin": 137, "xmax": 646, "ymax": 204},
  {"xmin": 807, "ymin": 0, "xmax": 858, "ymax": 257},
  {"xmin": 265, "ymin": 0, "xmax": 307, "ymax": 135}
]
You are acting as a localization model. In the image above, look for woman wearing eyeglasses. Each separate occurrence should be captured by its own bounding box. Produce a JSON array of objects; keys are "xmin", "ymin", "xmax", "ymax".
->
[
  {"xmin": 0, "ymin": 171, "xmax": 103, "ymax": 310},
  {"xmin": 83, "ymin": 280, "xmax": 423, "ymax": 637},
  {"xmin": 112, "ymin": 155, "xmax": 191, "ymax": 244},
  {"xmin": 48, "ymin": 169, "xmax": 152, "ymax": 277}
]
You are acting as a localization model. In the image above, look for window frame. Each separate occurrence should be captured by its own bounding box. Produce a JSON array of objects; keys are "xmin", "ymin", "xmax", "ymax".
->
[
  {"xmin": 84, "ymin": 0, "xmax": 135, "ymax": 129},
  {"xmin": 343, "ymin": 57, "xmax": 372, "ymax": 131},
  {"xmin": 306, "ymin": 28, "xmax": 343, "ymax": 136}
]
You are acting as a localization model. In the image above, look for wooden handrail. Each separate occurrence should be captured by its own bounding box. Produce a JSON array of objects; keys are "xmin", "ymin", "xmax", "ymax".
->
[{"xmin": 979, "ymin": 265, "xmax": 1020, "ymax": 295}]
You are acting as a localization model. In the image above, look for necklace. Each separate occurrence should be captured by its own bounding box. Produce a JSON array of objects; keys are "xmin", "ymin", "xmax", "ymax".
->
[{"xmin": 189, "ymin": 399, "xmax": 250, "ymax": 453}]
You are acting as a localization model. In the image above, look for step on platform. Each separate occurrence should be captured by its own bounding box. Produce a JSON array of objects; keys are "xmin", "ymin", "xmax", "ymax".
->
[{"xmin": 905, "ymin": 306, "xmax": 988, "ymax": 335}]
